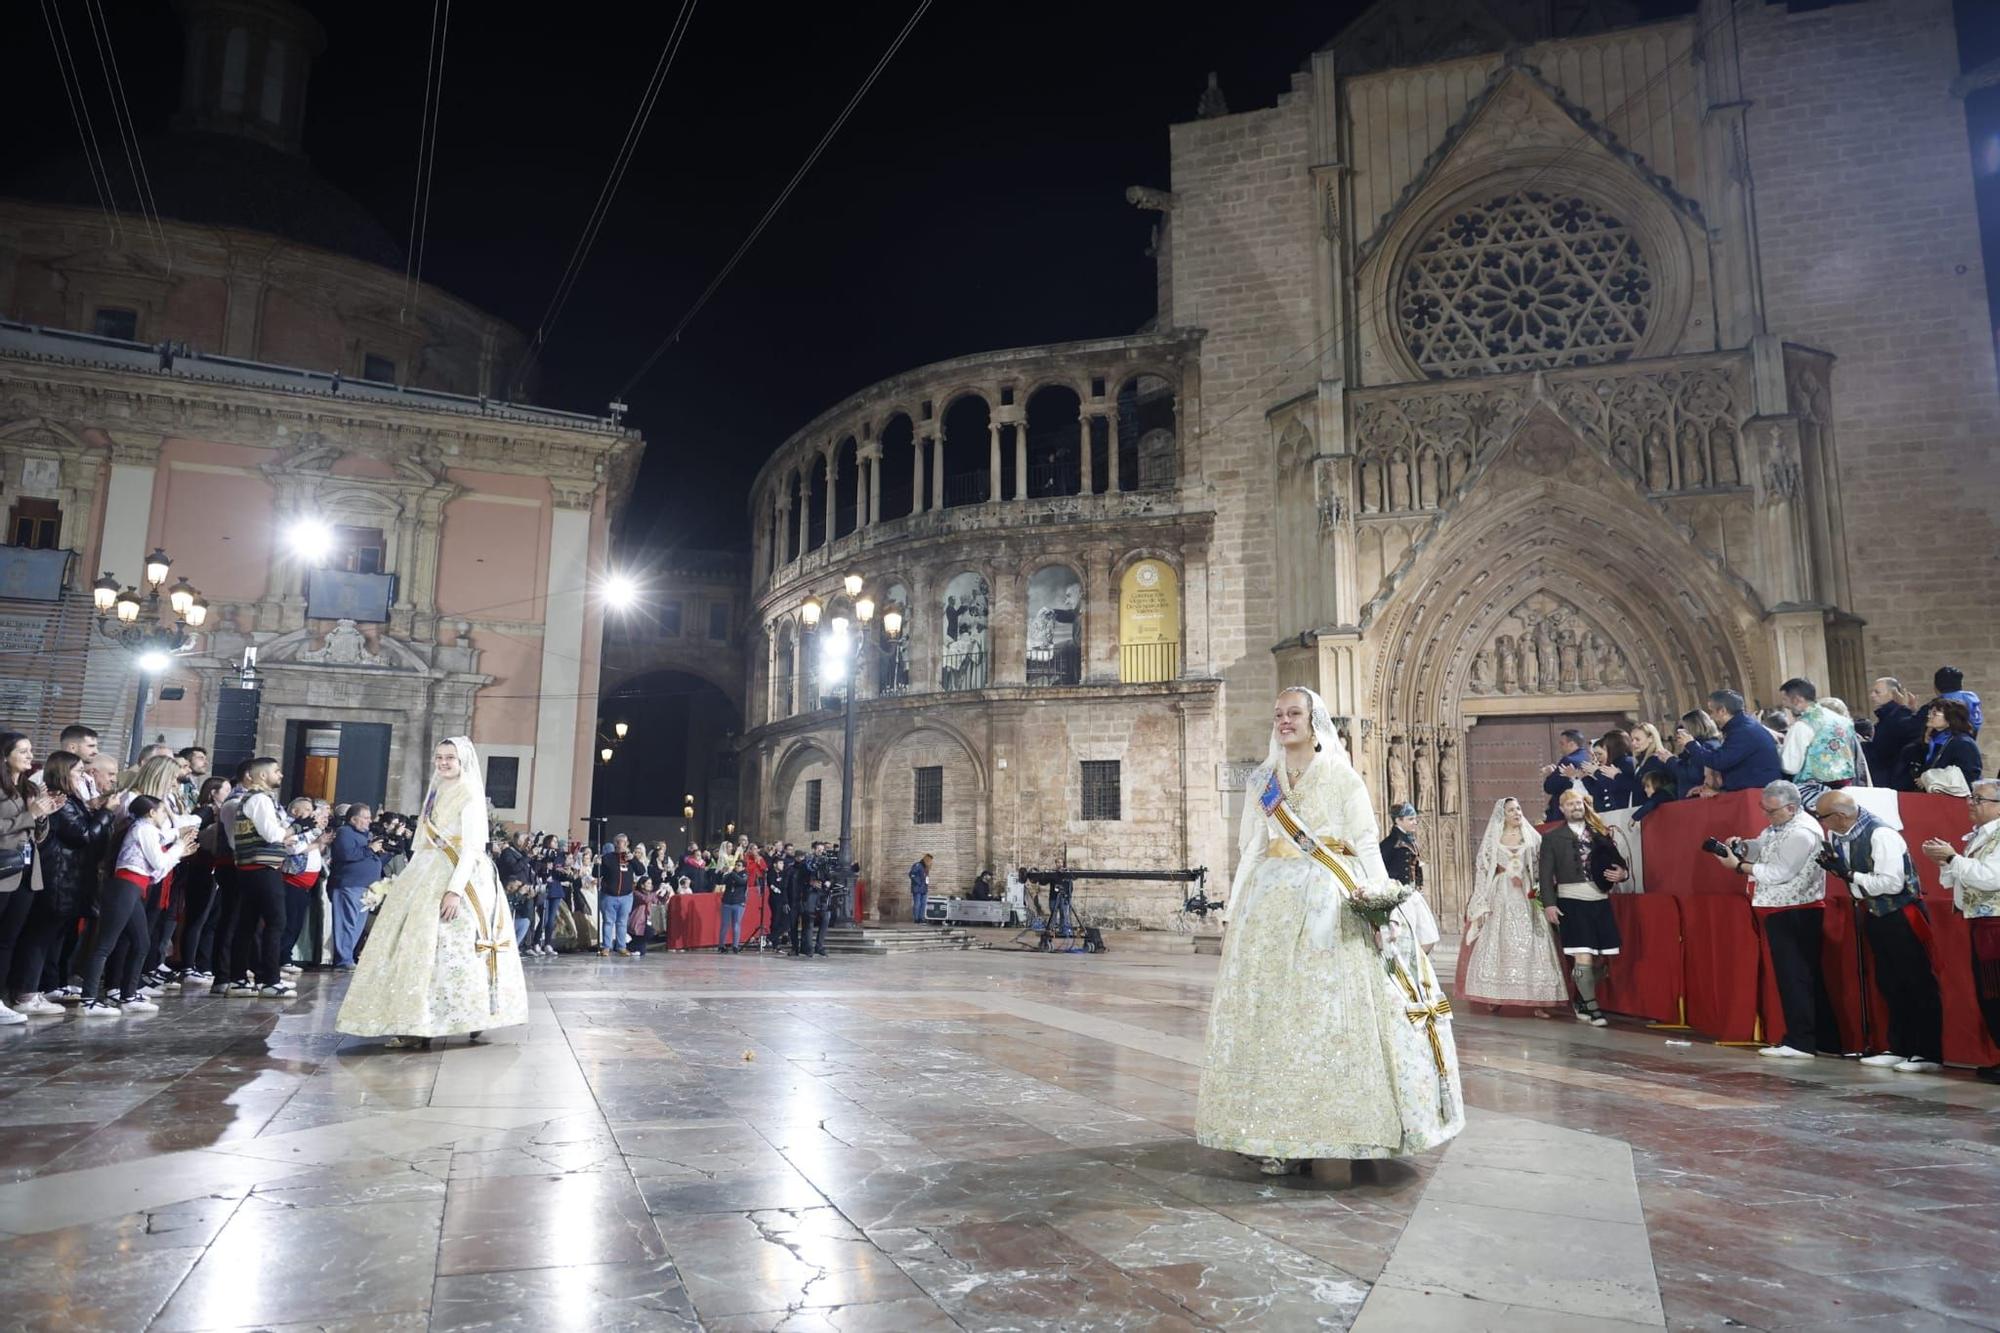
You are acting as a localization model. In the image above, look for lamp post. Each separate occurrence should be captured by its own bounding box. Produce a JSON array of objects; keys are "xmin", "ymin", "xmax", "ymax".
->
[
  {"xmin": 802, "ymin": 574, "xmax": 899, "ymax": 925},
  {"xmin": 92, "ymin": 549, "xmax": 208, "ymax": 764}
]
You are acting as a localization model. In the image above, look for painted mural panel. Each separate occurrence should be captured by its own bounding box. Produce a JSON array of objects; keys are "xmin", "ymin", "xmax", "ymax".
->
[
  {"xmin": 939, "ymin": 572, "xmax": 989, "ymax": 691},
  {"xmin": 1025, "ymin": 566, "xmax": 1082, "ymax": 686}
]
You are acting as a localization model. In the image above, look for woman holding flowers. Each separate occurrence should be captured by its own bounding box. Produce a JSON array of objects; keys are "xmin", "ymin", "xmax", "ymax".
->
[{"xmin": 1195, "ymin": 687, "xmax": 1463, "ymax": 1175}]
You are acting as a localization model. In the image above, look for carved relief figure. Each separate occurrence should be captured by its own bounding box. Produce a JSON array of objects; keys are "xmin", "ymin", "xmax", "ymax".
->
[
  {"xmin": 1495, "ymin": 635, "xmax": 1518, "ymax": 692},
  {"xmin": 1578, "ymin": 631, "xmax": 1602, "ymax": 690},
  {"xmin": 1679, "ymin": 423, "xmax": 1706, "ymax": 488},
  {"xmin": 1710, "ymin": 424, "xmax": 1740, "ymax": 485},
  {"xmin": 1534, "ymin": 620, "xmax": 1559, "ymax": 688},
  {"xmin": 1469, "ymin": 647, "xmax": 1491, "ymax": 693},
  {"xmin": 1644, "ymin": 427, "xmax": 1671, "ymax": 491},
  {"xmin": 1518, "ymin": 631, "xmax": 1540, "ymax": 693},
  {"xmin": 1414, "ymin": 735, "xmax": 1436, "ymax": 813},
  {"xmin": 1387, "ymin": 734, "xmax": 1411, "ymax": 809},
  {"xmin": 1389, "ymin": 452, "xmax": 1411, "ymax": 510},
  {"xmin": 1557, "ymin": 632, "xmax": 1580, "ymax": 692},
  {"xmin": 1439, "ymin": 738, "xmax": 1459, "ymax": 814}
]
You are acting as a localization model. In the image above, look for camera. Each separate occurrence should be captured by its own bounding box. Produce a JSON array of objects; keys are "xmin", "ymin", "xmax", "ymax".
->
[
  {"xmin": 1815, "ymin": 845, "xmax": 1846, "ymax": 876},
  {"xmin": 1701, "ymin": 836, "xmax": 1732, "ymax": 858}
]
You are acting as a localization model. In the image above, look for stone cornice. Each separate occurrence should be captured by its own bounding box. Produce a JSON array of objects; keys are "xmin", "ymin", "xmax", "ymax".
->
[{"xmin": 0, "ymin": 354, "xmax": 639, "ymax": 484}]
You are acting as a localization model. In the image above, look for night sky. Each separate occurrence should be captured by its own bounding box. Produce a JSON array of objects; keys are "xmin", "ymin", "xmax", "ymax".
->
[{"xmin": 7, "ymin": 0, "xmax": 2000, "ymax": 561}]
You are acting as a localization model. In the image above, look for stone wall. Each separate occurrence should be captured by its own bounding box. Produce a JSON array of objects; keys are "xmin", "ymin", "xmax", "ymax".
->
[
  {"xmin": 1739, "ymin": 0, "xmax": 2000, "ymax": 688},
  {"xmin": 1165, "ymin": 83, "xmax": 1317, "ymax": 766}
]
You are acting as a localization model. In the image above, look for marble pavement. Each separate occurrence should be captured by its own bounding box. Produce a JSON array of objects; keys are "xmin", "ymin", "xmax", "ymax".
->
[{"xmin": 0, "ymin": 937, "xmax": 1995, "ymax": 1331}]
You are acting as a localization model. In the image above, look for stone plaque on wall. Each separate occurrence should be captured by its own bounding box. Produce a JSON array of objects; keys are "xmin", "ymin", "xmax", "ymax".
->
[
  {"xmin": 1217, "ymin": 761, "xmax": 1261, "ymax": 792},
  {"xmin": 0, "ymin": 615, "xmax": 47, "ymax": 654}
]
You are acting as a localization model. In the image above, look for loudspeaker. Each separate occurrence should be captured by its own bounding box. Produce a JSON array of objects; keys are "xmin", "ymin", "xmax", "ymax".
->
[{"xmin": 211, "ymin": 687, "xmax": 261, "ymax": 772}]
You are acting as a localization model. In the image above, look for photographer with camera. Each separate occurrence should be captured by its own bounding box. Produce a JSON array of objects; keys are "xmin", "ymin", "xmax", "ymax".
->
[
  {"xmin": 1815, "ymin": 791, "xmax": 1943, "ymax": 1073},
  {"xmin": 789, "ymin": 841, "xmax": 831, "ymax": 958},
  {"xmin": 765, "ymin": 844, "xmax": 793, "ymax": 953},
  {"xmin": 1705, "ymin": 780, "xmax": 1836, "ymax": 1059},
  {"xmin": 327, "ymin": 804, "xmax": 387, "ymax": 969}
]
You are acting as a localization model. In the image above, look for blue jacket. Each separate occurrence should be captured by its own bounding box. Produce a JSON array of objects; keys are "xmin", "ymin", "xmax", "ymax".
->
[
  {"xmin": 327, "ymin": 824, "xmax": 385, "ymax": 890},
  {"xmin": 1685, "ymin": 712, "xmax": 1785, "ymax": 792},
  {"xmin": 1941, "ymin": 689, "xmax": 1984, "ymax": 735},
  {"xmin": 1541, "ymin": 747, "xmax": 1593, "ymax": 821},
  {"xmin": 909, "ymin": 860, "xmax": 930, "ymax": 894}
]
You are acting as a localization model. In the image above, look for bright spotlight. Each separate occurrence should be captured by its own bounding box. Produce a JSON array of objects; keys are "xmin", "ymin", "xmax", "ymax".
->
[
  {"xmin": 604, "ymin": 573, "xmax": 640, "ymax": 610},
  {"xmin": 288, "ymin": 518, "xmax": 335, "ymax": 563},
  {"xmin": 136, "ymin": 650, "xmax": 171, "ymax": 674}
]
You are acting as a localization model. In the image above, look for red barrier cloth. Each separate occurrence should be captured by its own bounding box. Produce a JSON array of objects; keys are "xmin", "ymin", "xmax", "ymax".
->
[
  {"xmin": 661, "ymin": 881, "xmax": 868, "ymax": 950},
  {"xmin": 1596, "ymin": 895, "xmax": 1683, "ymax": 1023}
]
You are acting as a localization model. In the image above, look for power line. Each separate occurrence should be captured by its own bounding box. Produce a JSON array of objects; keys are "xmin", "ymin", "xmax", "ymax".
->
[
  {"xmin": 513, "ymin": 0, "xmax": 701, "ymax": 396},
  {"xmin": 82, "ymin": 0, "xmax": 170, "ymax": 273},
  {"xmin": 616, "ymin": 0, "xmax": 933, "ymax": 399},
  {"xmin": 38, "ymin": 0, "xmax": 120, "ymax": 245},
  {"xmin": 402, "ymin": 0, "xmax": 453, "ymax": 324}
]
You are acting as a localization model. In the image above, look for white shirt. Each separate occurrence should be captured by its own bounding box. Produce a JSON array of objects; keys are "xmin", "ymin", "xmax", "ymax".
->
[
  {"xmin": 1944, "ymin": 819, "xmax": 2000, "ymax": 918},
  {"xmin": 1836, "ymin": 824, "xmax": 1911, "ymax": 899},
  {"xmin": 1739, "ymin": 811, "xmax": 1825, "ymax": 909},
  {"xmin": 115, "ymin": 819, "xmax": 184, "ymax": 883}
]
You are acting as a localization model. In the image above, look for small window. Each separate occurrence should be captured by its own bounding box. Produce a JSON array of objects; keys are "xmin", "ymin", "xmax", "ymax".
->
[
  {"xmin": 362, "ymin": 353, "xmax": 397, "ymax": 383},
  {"xmin": 94, "ymin": 307, "xmax": 138, "ymax": 341},
  {"xmin": 1090, "ymin": 376, "xmax": 1107, "ymax": 398},
  {"xmin": 7, "ymin": 498, "xmax": 60, "ymax": 550},
  {"xmin": 920, "ymin": 399, "xmax": 933, "ymax": 420},
  {"xmin": 708, "ymin": 602, "xmax": 729, "ymax": 641},
  {"xmin": 913, "ymin": 766, "xmax": 943, "ymax": 824},
  {"xmin": 333, "ymin": 525, "xmax": 385, "ymax": 574},
  {"xmin": 1081, "ymin": 760, "xmax": 1121, "ymax": 821},
  {"xmin": 659, "ymin": 601, "xmax": 683, "ymax": 637},
  {"xmin": 805, "ymin": 779, "xmax": 823, "ymax": 831},
  {"xmin": 1000, "ymin": 386, "xmax": 1015, "ymax": 406},
  {"xmin": 486, "ymin": 756, "xmax": 521, "ymax": 809}
]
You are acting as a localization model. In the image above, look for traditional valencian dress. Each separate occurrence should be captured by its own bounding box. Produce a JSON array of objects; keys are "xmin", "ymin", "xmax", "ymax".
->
[
  {"xmin": 1461, "ymin": 802, "xmax": 1570, "ymax": 1007},
  {"xmin": 336, "ymin": 740, "xmax": 528, "ymax": 1039},
  {"xmin": 1197, "ymin": 708, "xmax": 1463, "ymax": 1162}
]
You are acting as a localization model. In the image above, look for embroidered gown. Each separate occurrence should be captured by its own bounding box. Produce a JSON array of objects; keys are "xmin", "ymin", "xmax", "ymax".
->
[
  {"xmin": 336, "ymin": 778, "xmax": 528, "ymax": 1038},
  {"xmin": 1196, "ymin": 755, "xmax": 1463, "ymax": 1161},
  {"xmin": 1461, "ymin": 838, "xmax": 1569, "ymax": 1006}
]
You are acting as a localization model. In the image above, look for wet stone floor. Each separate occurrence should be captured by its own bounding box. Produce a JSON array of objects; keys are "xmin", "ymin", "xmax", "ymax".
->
[{"xmin": 0, "ymin": 936, "xmax": 1995, "ymax": 1331}]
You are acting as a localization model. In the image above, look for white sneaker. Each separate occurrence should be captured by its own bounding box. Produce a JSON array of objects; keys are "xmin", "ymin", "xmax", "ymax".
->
[
  {"xmin": 259, "ymin": 984, "xmax": 297, "ymax": 998},
  {"xmin": 1858, "ymin": 1052, "xmax": 1906, "ymax": 1067},
  {"xmin": 1757, "ymin": 1045, "xmax": 1814, "ymax": 1059},
  {"xmin": 226, "ymin": 982, "xmax": 260, "ymax": 997},
  {"xmin": 54, "ymin": 987, "xmax": 83, "ymax": 1004},
  {"xmin": 14, "ymin": 995, "xmax": 62, "ymax": 1017},
  {"xmin": 160, "ymin": 977, "xmax": 182, "ymax": 992},
  {"xmin": 121, "ymin": 998, "xmax": 159, "ymax": 1014},
  {"xmin": 136, "ymin": 985, "xmax": 163, "ymax": 999},
  {"xmin": 0, "ymin": 1001, "xmax": 23, "ymax": 1026},
  {"xmin": 1893, "ymin": 1058, "xmax": 1942, "ymax": 1074},
  {"xmin": 280, "ymin": 965, "xmax": 301, "ymax": 977},
  {"xmin": 79, "ymin": 999, "xmax": 122, "ymax": 1018}
]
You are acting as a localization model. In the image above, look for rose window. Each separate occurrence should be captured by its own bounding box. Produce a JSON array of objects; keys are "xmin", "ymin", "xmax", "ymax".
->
[{"xmin": 1396, "ymin": 189, "xmax": 1656, "ymax": 378}]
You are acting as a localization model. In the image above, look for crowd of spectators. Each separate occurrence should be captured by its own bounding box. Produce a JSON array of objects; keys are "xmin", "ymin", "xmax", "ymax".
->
[{"xmin": 1540, "ymin": 666, "xmax": 1984, "ymax": 822}]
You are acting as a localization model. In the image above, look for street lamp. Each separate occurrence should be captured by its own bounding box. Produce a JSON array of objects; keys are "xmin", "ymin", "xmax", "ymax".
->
[
  {"xmin": 600, "ymin": 747, "xmax": 614, "ymax": 764},
  {"xmin": 93, "ymin": 547, "xmax": 206, "ymax": 763},
  {"xmin": 614, "ymin": 721, "xmax": 629, "ymax": 740},
  {"xmin": 804, "ymin": 574, "xmax": 891, "ymax": 926}
]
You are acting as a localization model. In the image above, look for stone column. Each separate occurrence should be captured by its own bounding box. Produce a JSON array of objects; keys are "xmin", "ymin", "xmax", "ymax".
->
[
  {"xmin": 988, "ymin": 422, "xmax": 1002, "ymax": 503},
  {"xmin": 823, "ymin": 448, "xmax": 838, "ymax": 541},
  {"xmin": 1013, "ymin": 423, "xmax": 1028, "ymax": 500},
  {"xmin": 865, "ymin": 450, "xmax": 882, "ymax": 526},
  {"xmin": 530, "ymin": 492, "xmax": 593, "ymax": 832},
  {"xmin": 776, "ymin": 497, "xmax": 793, "ymax": 565},
  {"xmin": 1078, "ymin": 417, "xmax": 1093, "ymax": 496},
  {"xmin": 929, "ymin": 435, "xmax": 944, "ymax": 510},
  {"xmin": 99, "ymin": 437, "xmax": 161, "ymax": 591},
  {"xmin": 989, "ymin": 568, "xmax": 1026, "ymax": 686},
  {"xmin": 794, "ymin": 484, "xmax": 809, "ymax": 558},
  {"xmin": 1083, "ymin": 547, "xmax": 1116, "ymax": 682}
]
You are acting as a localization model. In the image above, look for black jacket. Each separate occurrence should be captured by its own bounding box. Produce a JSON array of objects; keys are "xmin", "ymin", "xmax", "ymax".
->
[
  {"xmin": 1896, "ymin": 732, "xmax": 1984, "ymax": 790},
  {"xmin": 494, "ymin": 844, "xmax": 533, "ymax": 887},
  {"xmin": 42, "ymin": 796, "xmax": 114, "ymax": 915},
  {"xmin": 720, "ymin": 870, "xmax": 749, "ymax": 906},
  {"xmin": 1537, "ymin": 822, "xmax": 1628, "ymax": 908},
  {"xmin": 1867, "ymin": 702, "xmax": 1924, "ymax": 782},
  {"xmin": 596, "ymin": 852, "xmax": 637, "ymax": 897},
  {"xmin": 1379, "ymin": 830, "xmax": 1423, "ymax": 888}
]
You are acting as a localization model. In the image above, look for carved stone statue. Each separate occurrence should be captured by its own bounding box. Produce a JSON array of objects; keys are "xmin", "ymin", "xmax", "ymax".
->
[
  {"xmin": 1578, "ymin": 631, "xmax": 1602, "ymax": 690},
  {"xmin": 1495, "ymin": 635, "xmax": 1518, "ymax": 692},
  {"xmin": 1644, "ymin": 427, "xmax": 1671, "ymax": 491},
  {"xmin": 1439, "ymin": 738, "xmax": 1459, "ymax": 814},
  {"xmin": 1679, "ymin": 423, "xmax": 1706, "ymax": 488},
  {"xmin": 1414, "ymin": 736, "xmax": 1436, "ymax": 813},
  {"xmin": 1518, "ymin": 632, "xmax": 1539, "ymax": 693},
  {"xmin": 1558, "ymin": 633, "xmax": 1581, "ymax": 692},
  {"xmin": 298, "ymin": 619, "xmax": 384, "ymax": 667},
  {"xmin": 1469, "ymin": 647, "xmax": 1492, "ymax": 693},
  {"xmin": 1711, "ymin": 424, "xmax": 1740, "ymax": 485},
  {"xmin": 1387, "ymin": 734, "xmax": 1411, "ymax": 809},
  {"xmin": 1535, "ymin": 620, "xmax": 1559, "ymax": 689}
]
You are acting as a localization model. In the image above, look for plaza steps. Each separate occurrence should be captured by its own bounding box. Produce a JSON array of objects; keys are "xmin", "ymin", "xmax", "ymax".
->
[{"xmin": 822, "ymin": 924, "xmax": 976, "ymax": 956}]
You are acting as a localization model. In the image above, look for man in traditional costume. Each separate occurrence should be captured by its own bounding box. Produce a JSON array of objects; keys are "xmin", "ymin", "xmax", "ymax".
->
[
  {"xmin": 1538, "ymin": 788, "xmax": 1629, "ymax": 1026},
  {"xmin": 336, "ymin": 738, "xmax": 528, "ymax": 1049},
  {"xmin": 1925, "ymin": 777, "xmax": 2000, "ymax": 1083},
  {"xmin": 1197, "ymin": 687, "xmax": 1462, "ymax": 1176}
]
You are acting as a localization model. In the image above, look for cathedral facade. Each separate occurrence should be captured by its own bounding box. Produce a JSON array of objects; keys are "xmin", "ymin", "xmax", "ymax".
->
[{"xmin": 749, "ymin": 0, "xmax": 2000, "ymax": 926}]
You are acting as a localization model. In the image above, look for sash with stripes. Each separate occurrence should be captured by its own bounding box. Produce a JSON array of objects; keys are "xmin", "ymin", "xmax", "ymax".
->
[
  {"xmin": 1260, "ymin": 772, "xmax": 1361, "ymax": 897},
  {"xmin": 424, "ymin": 796, "xmax": 509, "ymax": 1004}
]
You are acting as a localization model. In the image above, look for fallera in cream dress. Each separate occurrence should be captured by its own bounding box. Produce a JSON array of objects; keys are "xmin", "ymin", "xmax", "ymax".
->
[
  {"xmin": 336, "ymin": 761, "xmax": 528, "ymax": 1040},
  {"xmin": 1196, "ymin": 745, "xmax": 1463, "ymax": 1161}
]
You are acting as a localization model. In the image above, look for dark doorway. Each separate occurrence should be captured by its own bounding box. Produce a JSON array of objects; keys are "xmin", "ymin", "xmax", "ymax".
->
[{"xmin": 282, "ymin": 719, "xmax": 392, "ymax": 810}]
